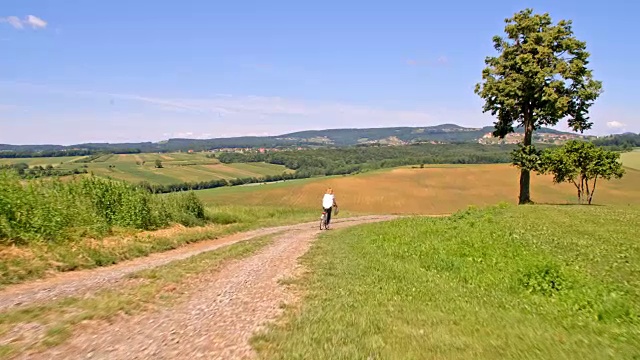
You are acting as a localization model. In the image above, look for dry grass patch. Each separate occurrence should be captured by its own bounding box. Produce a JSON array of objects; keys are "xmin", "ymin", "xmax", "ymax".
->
[
  {"xmin": 621, "ymin": 149, "xmax": 640, "ymax": 170},
  {"xmin": 199, "ymin": 164, "xmax": 640, "ymax": 214}
]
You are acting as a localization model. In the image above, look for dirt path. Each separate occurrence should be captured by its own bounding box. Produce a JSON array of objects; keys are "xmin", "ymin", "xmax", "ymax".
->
[
  {"xmin": 0, "ymin": 216, "xmax": 392, "ymax": 312},
  {"xmin": 2, "ymin": 215, "xmax": 397, "ymax": 359}
]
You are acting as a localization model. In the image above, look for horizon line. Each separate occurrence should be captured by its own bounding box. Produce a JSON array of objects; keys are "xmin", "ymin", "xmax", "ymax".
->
[{"xmin": 0, "ymin": 123, "xmax": 617, "ymax": 148}]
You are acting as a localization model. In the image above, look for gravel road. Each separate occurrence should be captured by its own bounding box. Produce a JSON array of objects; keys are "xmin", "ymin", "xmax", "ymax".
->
[{"xmin": 3, "ymin": 215, "xmax": 397, "ymax": 359}]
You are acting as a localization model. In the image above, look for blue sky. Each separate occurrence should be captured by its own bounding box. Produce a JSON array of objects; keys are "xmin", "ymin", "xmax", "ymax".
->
[{"xmin": 1, "ymin": 0, "xmax": 638, "ymax": 145}]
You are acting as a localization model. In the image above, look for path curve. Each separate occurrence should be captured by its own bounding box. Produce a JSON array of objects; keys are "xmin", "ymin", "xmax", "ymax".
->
[
  {"xmin": 0, "ymin": 216, "xmax": 395, "ymax": 311},
  {"xmin": 13, "ymin": 214, "xmax": 397, "ymax": 360}
]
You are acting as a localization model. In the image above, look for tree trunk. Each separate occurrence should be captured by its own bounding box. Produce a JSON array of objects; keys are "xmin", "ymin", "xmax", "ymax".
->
[
  {"xmin": 572, "ymin": 180, "xmax": 581, "ymax": 203},
  {"xmin": 585, "ymin": 176, "xmax": 591, "ymax": 204},
  {"xmin": 588, "ymin": 176, "xmax": 597, "ymax": 205},
  {"xmin": 519, "ymin": 169, "xmax": 532, "ymax": 204},
  {"xmin": 518, "ymin": 117, "xmax": 534, "ymax": 204}
]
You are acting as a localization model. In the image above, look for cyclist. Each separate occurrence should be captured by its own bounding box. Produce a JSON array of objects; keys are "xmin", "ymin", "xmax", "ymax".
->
[{"xmin": 322, "ymin": 188, "xmax": 338, "ymax": 228}]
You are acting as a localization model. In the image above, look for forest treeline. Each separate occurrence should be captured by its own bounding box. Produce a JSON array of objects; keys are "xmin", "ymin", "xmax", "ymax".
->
[
  {"xmin": 592, "ymin": 133, "xmax": 640, "ymax": 150},
  {"xmin": 0, "ymin": 148, "xmax": 141, "ymax": 159},
  {"xmin": 0, "ymin": 163, "xmax": 88, "ymax": 179},
  {"xmin": 217, "ymin": 143, "xmax": 518, "ymax": 172}
]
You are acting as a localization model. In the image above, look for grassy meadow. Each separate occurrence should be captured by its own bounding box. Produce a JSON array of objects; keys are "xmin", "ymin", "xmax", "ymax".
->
[
  {"xmin": 0, "ymin": 171, "xmax": 210, "ymax": 244},
  {"xmin": 0, "ymin": 152, "xmax": 290, "ymax": 185},
  {"xmin": 254, "ymin": 204, "xmax": 640, "ymax": 359},
  {"xmin": 0, "ymin": 156, "xmax": 87, "ymax": 167},
  {"xmin": 198, "ymin": 164, "xmax": 640, "ymax": 214}
]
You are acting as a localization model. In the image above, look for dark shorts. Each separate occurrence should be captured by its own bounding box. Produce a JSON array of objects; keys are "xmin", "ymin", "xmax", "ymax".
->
[{"xmin": 323, "ymin": 206, "xmax": 333, "ymax": 224}]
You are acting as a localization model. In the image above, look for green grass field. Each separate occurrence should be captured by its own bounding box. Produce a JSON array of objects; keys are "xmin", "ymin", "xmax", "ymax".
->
[
  {"xmin": 0, "ymin": 153, "xmax": 291, "ymax": 185},
  {"xmin": 621, "ymin": 148, "xmax": 640, "ymax": 170},
  {"xmin": 254, "ymin": 204, "xmax": 640, "ymax": 359}
]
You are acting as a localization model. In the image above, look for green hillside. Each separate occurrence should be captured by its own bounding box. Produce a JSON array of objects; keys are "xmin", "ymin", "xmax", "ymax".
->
[{"xmin": 0, "ymin": 124, "xmax": 593, "ymax": 157}]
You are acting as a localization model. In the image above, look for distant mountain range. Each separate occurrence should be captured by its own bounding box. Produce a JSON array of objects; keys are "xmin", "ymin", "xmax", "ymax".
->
[{"xmin": 0, "ymin": 124, "xmax": 595, "ymax": 154}]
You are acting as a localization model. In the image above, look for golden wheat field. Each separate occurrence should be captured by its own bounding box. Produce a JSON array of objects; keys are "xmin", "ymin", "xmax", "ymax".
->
[{"xmin": 197, "ymin": 164, "xmax": 640, "ymax": 214}]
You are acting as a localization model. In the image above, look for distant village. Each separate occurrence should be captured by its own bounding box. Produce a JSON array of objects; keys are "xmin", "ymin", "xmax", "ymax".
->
[
  {"xmin": 477, "ymin": 131, "xmax": 595, "ymax": 145},
  {"xmin": 196, "ymin": 146, "xmax": 304, "ymax": 154},
  {"xmin": 186, "ymin": 132, "xmax": 593, "ymax": 154}
]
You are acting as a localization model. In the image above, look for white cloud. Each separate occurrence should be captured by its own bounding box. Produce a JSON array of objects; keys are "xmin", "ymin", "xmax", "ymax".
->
[
  {"xmin": 0, "ymin": 15, "xmax": 47, "ymax": 30},
  {"xmin": 25, "ymin": 15, "xmax": 47, "ymax": 29},
  {"xmin": 175, "ymin": 132, "xmax": 193, "ymax": 138},
  {"xmin": 152, "ymin": 95, "xmax": 436, "ymax": 127},
  {"xmin": 0, "ymin": 81, "xmax": 500, "ymax": 144},
  {"xmin": 0, "ymin": 81, "xmax": 437, "ymax": 128},
  {"xmin": 162, "ymin": 132, "xmax": 214, "ymax": 139},
  {"xmin": 2, "ymin": 16, "xmax": 23, "ymax": 29},
  {"xmin": 606, "ymin": 121, "xmax": 626, "ymax": 129}
]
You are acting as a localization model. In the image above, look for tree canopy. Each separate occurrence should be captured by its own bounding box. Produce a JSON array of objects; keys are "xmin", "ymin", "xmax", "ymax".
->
[
  {"xmin": 539, "ymin": 141, "xmax": 625, "ymax": 204},
  {"xmin": 475, "ymin": 8, "xmax": 602, "ymax": 204}
]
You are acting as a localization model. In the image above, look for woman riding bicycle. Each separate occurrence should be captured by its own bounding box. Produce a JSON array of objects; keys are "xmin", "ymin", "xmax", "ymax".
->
[{"xmin": 322, "ymin": 188, "xmax": 338, "ymax": 228}]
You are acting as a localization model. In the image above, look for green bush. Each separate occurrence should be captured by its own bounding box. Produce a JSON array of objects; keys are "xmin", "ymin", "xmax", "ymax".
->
[
  {"xmin": 153, "ymin": 192, "xmax": 207, "ymax": 227},
  {"xmin": 0, "ymin": 170, "xmax": 208, "ymax": 244}
]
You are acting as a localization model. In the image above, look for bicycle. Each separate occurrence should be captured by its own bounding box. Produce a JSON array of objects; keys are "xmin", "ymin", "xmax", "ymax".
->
[
  {"xmin": 319, "ymin": 206, "xmax": 338, "ymax": 230},
  {"xmin": 320, "ymin": 210, "xmax": 329, "ymax": 230}
]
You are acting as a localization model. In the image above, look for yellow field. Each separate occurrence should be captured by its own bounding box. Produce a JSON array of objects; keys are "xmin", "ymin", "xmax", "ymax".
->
[
  {"xmin": 621, "ymin": 148, "xmax": 640, "ymax": 170},
  {"xmin": 198, "ymin": 164, "xmax": 640, "ymax": 214}
]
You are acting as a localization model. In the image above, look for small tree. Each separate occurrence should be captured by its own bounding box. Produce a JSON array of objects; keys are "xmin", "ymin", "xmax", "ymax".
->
[
  {"xmin": 475, "ymin": 8, "xmax": 603, "ymax": 204},
  {"xmin": 155, "ymin": 160, "xmax": 163, "ymax": 169},
  {"xmin": 539, "ymin": 141, "xmax": 625, "ymax": 204}
]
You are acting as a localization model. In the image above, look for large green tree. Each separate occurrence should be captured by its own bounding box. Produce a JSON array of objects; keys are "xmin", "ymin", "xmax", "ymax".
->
[{"xmin": 475, "ymin": 8, "xmax": 603, "ymax": 204}]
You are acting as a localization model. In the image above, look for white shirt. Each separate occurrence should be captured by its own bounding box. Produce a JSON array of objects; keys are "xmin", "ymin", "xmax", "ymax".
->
[{"xmin": 322, "ymin": 194, "xmax": 335, "ymax": 209}]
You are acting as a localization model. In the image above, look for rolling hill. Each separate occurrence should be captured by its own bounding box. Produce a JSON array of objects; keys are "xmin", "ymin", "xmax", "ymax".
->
[{"xmin": 0, "ymin": 124, "xmax": 596, "ymax": 156}]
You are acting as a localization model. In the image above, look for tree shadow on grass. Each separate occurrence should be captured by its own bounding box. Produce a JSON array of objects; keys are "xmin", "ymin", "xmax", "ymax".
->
[{"xmin": 535, "ymin": 202, "xmax": 605, "ymax": 207}]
